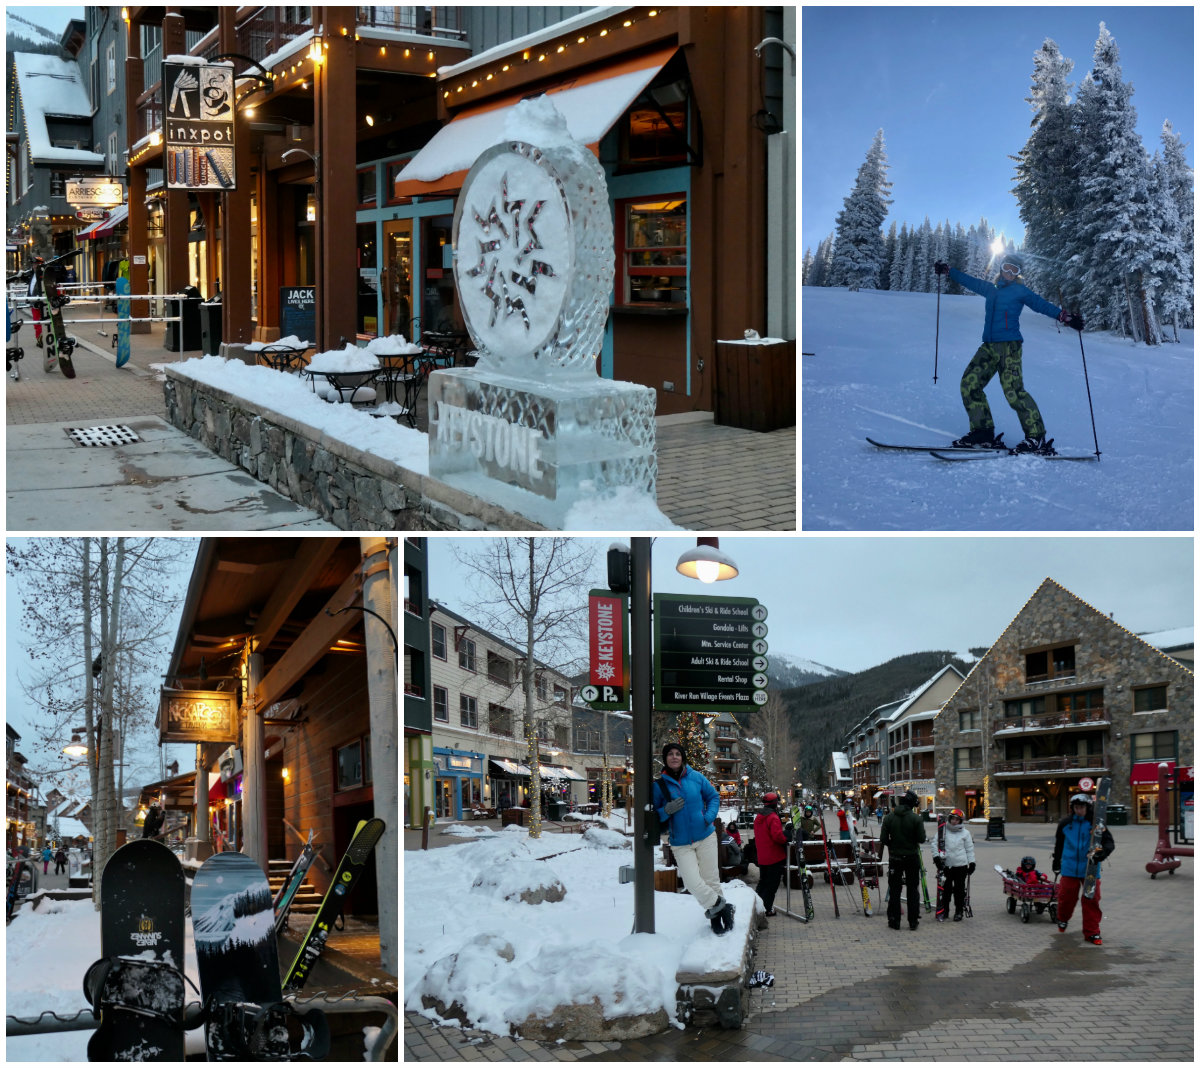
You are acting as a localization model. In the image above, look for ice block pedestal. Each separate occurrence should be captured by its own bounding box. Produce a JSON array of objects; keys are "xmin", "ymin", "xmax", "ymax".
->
[{"xmin": 428, "ymin": 365, "xmax": 657, "ymax": 520}]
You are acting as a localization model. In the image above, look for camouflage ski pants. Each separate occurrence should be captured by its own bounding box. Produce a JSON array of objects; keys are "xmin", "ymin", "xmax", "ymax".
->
[{"xmin": 959, "ymin": 341, "xmax": 1045, "ymax": 438}]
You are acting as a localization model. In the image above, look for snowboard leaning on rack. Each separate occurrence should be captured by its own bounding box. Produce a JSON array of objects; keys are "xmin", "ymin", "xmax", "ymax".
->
[
  {"xmin": 192, "ymin": 851, "xmax": 328, "ymax": 1060},
  {"xmin": 84, "ymin": 839, "xmax": 186, "ymax": 1062},
  {"xmin": 1082, "ymin": 777, "xmax": 1113, "ymax": 899},
  {"xmin": 282, "ymin": 818, "xmax": 386, "ymax": 993}
]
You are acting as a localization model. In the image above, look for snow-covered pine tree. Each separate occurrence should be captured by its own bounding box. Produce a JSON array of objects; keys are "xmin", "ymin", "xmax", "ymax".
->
[
  {"xmin": 1071, "ymin": 23, "xmax": 1161, "ymax": 343},
  {"xmin": 1146, "ymin": 152, "xmax": 1189, "ymax": 341},
  {"xmin": 881, "ymin": 221, "xmax": 898, "ymax": 290},
  {"xmin": 913, "ymin": 217, "xmax": 934, "ymax": 293},
  {"xmin": 888, "ymin": 223, "xmax": 908, "ymax": 291},
  {"xmin": 808, "ymin": 233, "xmax": 835, "ymax": 287},
  {"xmin": 1156, "ymin": 119, "xmax": 1194, "ymax": 332},
  {"xmin": 830, "ymin": 129, "xmax": 893, "ymax": 291},
  {"xmin": 802, "ymin": 247, "xmax": 815, "ymax": 286},
  {"xmin": 1013, "ymin": 39, "xmax": 1078, "ymax": 306},
  {"xmin": 899, "ymin": 239, "xmax": 916, "ymax": 293}
]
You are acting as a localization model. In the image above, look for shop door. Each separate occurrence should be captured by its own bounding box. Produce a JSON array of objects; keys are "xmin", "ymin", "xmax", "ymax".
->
[
  {"xmin": 435, "ymin": 778, "xmax": 453, "ymax": 819},
  {"xmin": 332, "ymin": 800, "xmax": 379, "ymax": 917},
  {"xmin": 1137, "ymin": 788, "xmax": 1158, "ymax": 825},
  {"xmin": 382, "ymin": 219, "xmax": 412, "ymax": 336}
]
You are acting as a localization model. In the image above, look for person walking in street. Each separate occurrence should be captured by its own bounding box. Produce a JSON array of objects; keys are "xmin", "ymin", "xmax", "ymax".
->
[
  {"xmin": 655, "ymin": 741, "xmax": 734, "ymax": 935},
  {"xmin": 753, "ymin": 791, "xmax": 790, "ymax": 917},
  {"xmin": 41, "ymin": 845, "xmax": 53, "ymax": 875},
  {"xmin": 934, "ymin": 256, "xmax": 1084, "ymax": 455},
  {"xmin": 1052, "ymin": 792, "xmax": 1115, "ymax": 945},
  {"xmin": 880, "ymin": 790, "xmax": 927, "ymax": 931},
  {"xmin": 54, "ymin": 847, "xmax": 67, "ymax": 875},
  {"xmin": 837, "ymin": 808, "xmax": 851, "ymax": 841},
  {"xmin": 934, "ymin": 808, "xmax": 976, "ymax": 921}
]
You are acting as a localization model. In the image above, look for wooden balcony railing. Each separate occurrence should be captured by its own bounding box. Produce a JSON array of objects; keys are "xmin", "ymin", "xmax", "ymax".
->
[
  {"xmin": 996, "ymin": 707, "xmax": 1107, "ymax": 732},
  {"xmin": 994, "ymin": 755, "xmax": 1109, "ymax": 774}
]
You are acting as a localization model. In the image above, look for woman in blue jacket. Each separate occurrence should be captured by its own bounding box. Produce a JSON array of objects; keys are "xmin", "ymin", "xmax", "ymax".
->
[
  {"xmin": 934, "ymin": 256, "xmax": 1084, "ymax": 455},
  {"xmin": 1051, "ymin": 792, "xmax": 1115, "ymax": 945},
  {"xmin": 656, "ymin": 741, "xmax": 733, "ymax": 935}
]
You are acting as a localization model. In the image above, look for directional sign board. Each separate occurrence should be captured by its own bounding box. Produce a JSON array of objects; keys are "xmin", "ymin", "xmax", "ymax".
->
[
  {"xmin": 654, "ymin": 594, "xmax": 769, "ymax": 712},
  {"xmin": 584, "ymin": 590, "xmax": 629, "ymax": 710}
]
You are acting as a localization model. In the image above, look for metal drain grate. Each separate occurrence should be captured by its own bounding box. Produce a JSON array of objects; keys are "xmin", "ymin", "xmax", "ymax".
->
[{"xmin": 65, "ymin": 424, "xmax": 141, "ymax": 447}]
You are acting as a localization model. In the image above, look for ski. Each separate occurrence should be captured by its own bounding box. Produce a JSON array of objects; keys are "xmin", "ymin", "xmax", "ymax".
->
[
  {"xmin": 192, "ymin": 851, "xmax": 329, "ymax": 1061},
  {"xmin": 933, "ymin": 815, "xmax": 948, "ymax": 921},
  {"xmin": 85, "ymin": 839, "xmax": 186, "ymax": 1062},
  {"xmin": 1082, "ymin": 776, "xmax": 1113, "ymax": 899},
  {"xmin": 40, "ymin": 249, "xmax": 82, "ymax": 379},
  {"xmin": 816, "ymin": 812, "xmax": 841, "ymax": 919},
  {"xmin": 786, "ymin": 806, "xmax": 815, "ymax": 922},
  {"xmin": 929, "ymin": 449, "xmax": 1099, "ymax": 463},
  {"xmin": 282, "ymin": 817, "xmax": 385, "ymax": 993},
  {"xmin": 274, "ymin": 828, "xmax": 319, "ymax": 934},
  {"xmin": 917, "ymin": 848, "xmax": 933, "ymax": 912},
  {"xmin": 845, "ymin": 814, "xmax": 873, "ymax": 916},
  {"xmin": 867, "ymin": 435, "xmax": 1007, "ymax": 453}
]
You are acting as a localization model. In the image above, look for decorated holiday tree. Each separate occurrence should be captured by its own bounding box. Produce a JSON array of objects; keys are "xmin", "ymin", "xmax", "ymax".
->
[{"xmin": 671, "ymin": 711, "xmax": 712, "ymax": 775}]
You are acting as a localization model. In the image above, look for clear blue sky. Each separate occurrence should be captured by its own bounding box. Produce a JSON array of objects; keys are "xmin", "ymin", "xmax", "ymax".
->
[{"xmin": 802, "ymin": 6, "xmax": 1195, "ymax": 255}]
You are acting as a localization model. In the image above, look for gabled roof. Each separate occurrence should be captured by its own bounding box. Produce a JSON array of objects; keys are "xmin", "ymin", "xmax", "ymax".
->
[{"xmin": 11, "ymin": 52, "xmax": 105, "ymax": 165}]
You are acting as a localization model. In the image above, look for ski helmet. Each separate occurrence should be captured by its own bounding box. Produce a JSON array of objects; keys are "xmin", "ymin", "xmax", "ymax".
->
[
  {"xmin": 761, "ymin": 790, "xmax": 780, "ymax": 807},
  {"xmin": 803, "ymin": 805, "xmax": 813, "ymax": 816},
  {"xmin": 900, "ymin": 790, "xmax": 919, "ymax": 808},
  {"xmin": 1020, "ymin": 856, "xmax": 1037, "ymax": 871},
  {"xmin": 1070, "ymin": 792, "xmax": 1091, "ymax": 806},
  {"xmin": 949, "ymin": 808, "xmax": 965, "ymax": 822}
]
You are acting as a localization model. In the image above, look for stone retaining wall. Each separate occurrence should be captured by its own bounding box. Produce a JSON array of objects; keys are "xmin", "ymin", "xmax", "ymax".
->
[{"xmin": 163, "ymin": 369, "xmax": 543, "ymax": 531}]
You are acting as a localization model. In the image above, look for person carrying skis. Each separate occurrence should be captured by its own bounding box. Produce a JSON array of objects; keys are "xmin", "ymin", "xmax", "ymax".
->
[
  {"xmin": 753, "ymin": 791, "xmax": 790, "ymax": 917},
  {"xmin": 880, "ymin": 789, "xmax": 926, "ymax": 930},
  {"xmin": 1052, "ymin": 792, "xmax": 1115, "ymax": 945},
  {"xmin": 655, "ymin": 742, "xmax": 735, "ymax": 935},
  {"xmin": 934, "ymin": 256, "xmax": 1084, "ymax": 455},
  {"xmin": 934, "ymin": 808, "xmax": 975, "ymax": 921}
]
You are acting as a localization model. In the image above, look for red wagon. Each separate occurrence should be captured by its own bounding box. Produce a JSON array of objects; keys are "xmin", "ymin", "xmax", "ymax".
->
[{"xmin": 994, "ymin": 864, "xmax": 1059, "ymax": 923}]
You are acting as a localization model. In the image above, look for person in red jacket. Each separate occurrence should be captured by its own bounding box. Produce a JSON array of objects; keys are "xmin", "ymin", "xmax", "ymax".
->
[{"xmin": 753, "ymin": 791, "xmax": 790, "ymax": 916}]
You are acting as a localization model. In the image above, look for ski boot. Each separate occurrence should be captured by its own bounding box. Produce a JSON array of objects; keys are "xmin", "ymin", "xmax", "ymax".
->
[
  {"xmin": 1013, "ymin": 434, "xmax": 1057, "ymax": 455},
  {"xmin": 706, "ymin": 897, "xmax": 729, "ymax": 936},
  {"xmin": 951, "ymin": 428, "xmax": 1004, "ymax": 449}
]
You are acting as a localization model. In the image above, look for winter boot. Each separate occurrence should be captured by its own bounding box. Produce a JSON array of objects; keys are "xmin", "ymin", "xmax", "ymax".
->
[
  {"xmin": 951, "ymin": 427, "xmax": 1002, "ymax": 448},
  {"xmin": 1013, "ymin": 433, "xmax": 1056, "ymax": 455},
  {"xmin": 706, "ymin": 897, "xmax": 728, "ymax": 936},
  {"xmin": 720, "ymin": 901, "xmax": 736, "ymax": 932}
]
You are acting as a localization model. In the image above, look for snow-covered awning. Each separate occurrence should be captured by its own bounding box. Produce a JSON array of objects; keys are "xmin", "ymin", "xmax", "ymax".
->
[
  {"xmin": 394, "ymin": 45, "xmax": 676, "ymax": 197},
  {"xmin": 78, "ymin": 204, "xmax": 128, "ymax": 240},
  {"xmin": 540, "ymin": 764, "xmax": 586, "ymax": 782},
  {"xmin": 489, "ymin": 758, "xmax": 531, "ymax": 777}
]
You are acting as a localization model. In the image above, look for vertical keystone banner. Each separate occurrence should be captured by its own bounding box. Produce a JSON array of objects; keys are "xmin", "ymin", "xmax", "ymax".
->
[
  {"xmin": 583, "ymin": 591, "xmax": 629, "ymax": 710},
  {"xmin": 163, "ymin": 61, "xmax": 236, "ymax": 191}
]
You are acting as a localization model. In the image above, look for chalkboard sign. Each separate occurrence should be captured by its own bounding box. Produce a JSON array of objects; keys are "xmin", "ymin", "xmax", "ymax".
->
[{"xmin": 280, "ymin": 286, "xmax": 316, "ymax": 342}]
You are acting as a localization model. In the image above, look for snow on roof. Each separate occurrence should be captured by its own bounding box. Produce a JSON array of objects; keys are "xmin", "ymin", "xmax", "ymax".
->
[
  {"xmin": 1139, "ymin": 626, "xmax": 1193, "ymax": 651},
  {"xmin": 832, "ymin": 751, "xmax": 850, "ymax": 774},
  {"xmin": 12, "ymin": 53, "xmax": 106, "ymax": 166}
]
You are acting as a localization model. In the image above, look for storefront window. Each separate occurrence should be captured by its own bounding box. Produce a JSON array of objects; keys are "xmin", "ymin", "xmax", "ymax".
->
[
  {"xmin": 421, "ymin": 215, "xmax": 457, "ymax": 331},
  {"xmin": 335, "ymin": 739, "xmax": 363, "ymax": 790},
  {"xmin": 1132, "ymin": 730, "xmax": 1176, "ymax": 762},
  {"xmin": 356, "ymin": 166, "xmax": 376, "ymax": 207},
  {"xmin": 356, "ymin": 222, "xmax": 379, "ymax": 334},
  {"xmin": 620, "ymin": 80, "xmax": 692, "ymax": 166},
  {"xmin": 620, "ymin": 197, "xmax": 686, "ymax": 306},
  {"xmin": 249, "ymin": 193, "xmax": 258, "ymax": 319}
]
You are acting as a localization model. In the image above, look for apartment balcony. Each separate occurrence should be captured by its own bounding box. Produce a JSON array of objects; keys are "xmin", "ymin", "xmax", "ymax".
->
[
  {"xmin": 851, "ymin": 748, "xmax": 879, "ymax": 766},
  {"xmin": 994, "ymin": 707, "xmax": 1110, "ymax": 736},
  {"xmin": 994, "ymin": 755, "xmax": 1109, "ymax": 776}
]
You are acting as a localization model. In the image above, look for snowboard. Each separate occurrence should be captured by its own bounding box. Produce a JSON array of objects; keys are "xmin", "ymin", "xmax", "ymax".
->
[
  {"xmin": 42, "ymin": 259, "xmax": 77, "ymax": 379},
  {"xmin": 282, "ymin": 818, "xmax": 385, "ymax": 993},
  {"xmin": 1082, "ymin": 777, "xmax": 1113, "ymax": 899},
  {"xmin": 845, "ymin": 816, "xmax": 873, "ymax": 916},
  {"xmin": 934, "ymin": 815, "xmax": 948, "ymax": 921},
  {"xmin": 84, "ymin": 839, "xmax": 186, "ymax": 1062},
  {"xmin": 116, "ymin": 275, "xmax": 131, "ymax": 368},
  {"xmin": 273, "ymin": 829, "xmax": 318, "ymax": 934}
]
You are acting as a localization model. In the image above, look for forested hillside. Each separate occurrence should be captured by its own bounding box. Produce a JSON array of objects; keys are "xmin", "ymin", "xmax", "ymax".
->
[{"xmin": 783, "ymin": 651, "xmax": 975, "ymax": 786}]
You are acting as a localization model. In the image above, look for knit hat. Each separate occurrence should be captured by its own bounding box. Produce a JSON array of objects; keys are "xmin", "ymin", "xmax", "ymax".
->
[
  {"xmin": 661, "ymin": 742, "xmax": 685, "ymax": 765},
  {"xmin": 900, "ymin": 790, "xmax": 919, "ymax": 808}
]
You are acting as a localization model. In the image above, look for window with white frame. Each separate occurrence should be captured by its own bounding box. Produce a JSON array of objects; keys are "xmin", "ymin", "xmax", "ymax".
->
[{"xmin": 459, "ymin": 694, "xmax": 478, "ymax": 729}]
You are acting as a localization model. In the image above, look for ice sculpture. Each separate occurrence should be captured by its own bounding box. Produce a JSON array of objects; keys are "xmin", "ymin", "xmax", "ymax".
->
[{"xmin": 427, "ymin": 97, "xmax": 657, "ymax": 526}]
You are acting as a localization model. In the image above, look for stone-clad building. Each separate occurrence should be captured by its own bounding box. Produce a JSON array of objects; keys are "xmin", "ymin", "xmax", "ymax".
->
[{"xmin": 936, "ymin": 578, "xmax": 1194, "ymax": 824}]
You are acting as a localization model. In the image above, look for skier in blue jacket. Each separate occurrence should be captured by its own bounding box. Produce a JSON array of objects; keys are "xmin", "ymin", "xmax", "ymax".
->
[
  {"xmin": 1051, "ymin": 791, "xmax": 1115, "ymax": 945},
  {"xmin": 934, "ymin": 256, "xmax": 1084, "ymax": 455},
  {"xmin": 656, "ymin": 741, "xmax": 733, "ymax": 935}
]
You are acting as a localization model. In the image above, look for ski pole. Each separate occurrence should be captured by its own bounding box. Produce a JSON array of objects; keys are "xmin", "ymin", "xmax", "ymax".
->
[
  {"xmin": 933, "ymin": 272, "xmax": 942, "ymax": 383},
  {"xmin": 1076, "ymin": 328, "xmax": 1102, "ymax": 460}
]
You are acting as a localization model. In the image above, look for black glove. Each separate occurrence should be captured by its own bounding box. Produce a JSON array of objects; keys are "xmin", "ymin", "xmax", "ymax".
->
[
  {"xmin": 663, "ymin": 797, "xmax": 685, "ymax": 816},
  {"xmin": 1058, "ymin": 309, "xmax": 1085, "ymax": 331},
  {"xmin": 933, "ymin": 261, "xmax": 950, "ymax": 275},
  {"xmin": 968, "ymin": 862, "xmax": 976, "ymax": 874},
  {"xmin": 933, "ymin": 855, "xmax": 945, "ymax": 871},
  {"xmin": 783, "ymin": 820, "xmax": 795, "ymax": 842}
]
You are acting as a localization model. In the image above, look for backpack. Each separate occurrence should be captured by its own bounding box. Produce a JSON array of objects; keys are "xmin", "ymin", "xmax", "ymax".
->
[{"xmin": 742, "ymin": 836, "xmax": 758, "ymax": 866}]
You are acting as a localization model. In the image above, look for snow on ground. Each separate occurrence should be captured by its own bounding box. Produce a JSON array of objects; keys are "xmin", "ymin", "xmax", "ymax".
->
[
  {"xmin": 405, "ymin": 821, "xmax": 757, "ymax": 1037},
  {"xmin": 801, "ymin": 286, "xmax": 1194, "ymax": 530},
  {"xmin": 5, "ymin": 894, "xmax": 205, "ymax": 1061}
]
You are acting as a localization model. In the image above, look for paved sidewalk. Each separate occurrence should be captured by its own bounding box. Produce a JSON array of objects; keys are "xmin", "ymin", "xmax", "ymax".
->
[
  {"xmin": 6, "ymin": 302, "xmax": 796, "ymax": 531},
  {"xmin": 404, "ymin": 819, "xmax": 1193, "ymax": 1061}
]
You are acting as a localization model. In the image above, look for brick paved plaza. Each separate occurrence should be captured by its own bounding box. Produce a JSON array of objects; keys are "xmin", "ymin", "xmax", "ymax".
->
[{"xmin": 405, "ymin": 818, "xmax": 1193, "ymax": 1061}]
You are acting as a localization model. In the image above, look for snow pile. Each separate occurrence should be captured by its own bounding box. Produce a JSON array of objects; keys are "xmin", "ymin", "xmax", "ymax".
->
[
  {"xmin": 406, "ymin": 832, "xmax": 757, "ymax": 1037},
  {"xmin": 365, "ymin": 334, "xmax": 423, "ymax": 356},
  {"xmin": 440, "ymin": 823, "xmax": 496, "ymax": 838},
  {"xmin": 307, "ymin": 345, "xmax": 381, "ymax": 373},
  {"xmin": 242, "ymin": 334, "xmax": 310, "ymax": 352},
  {"xmin": 470, "ymin": 858, "xmax": 566, "ymax": 904},
  {"xmin": 802, "ymin": 285, "xmax": 1193, "ymax": 530},
  {"xmin": 581, "ymin": 825, "xmax": 630, "ymax": 850},
  {"xmin": 171, "ymin": 355, "xmax": 429, "ymax": 472}
]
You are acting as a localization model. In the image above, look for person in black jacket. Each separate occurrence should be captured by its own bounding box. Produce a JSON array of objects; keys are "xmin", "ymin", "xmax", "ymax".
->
[
  {"xmin": 880, "ymin": 790, "xmax": 927, "ymax": 931},
  {"xmin": 141, "ymin": 803, "xmax": 165, "ymax": 839},
  {"xmin": 1051, "ymin": 792, "xmax": 1115, "ymax": 945}
]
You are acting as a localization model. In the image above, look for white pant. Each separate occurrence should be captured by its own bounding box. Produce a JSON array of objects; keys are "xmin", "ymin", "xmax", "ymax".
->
[{"xmin": 672, "ymin": 832, "xmax": 723, "ymax": 911}]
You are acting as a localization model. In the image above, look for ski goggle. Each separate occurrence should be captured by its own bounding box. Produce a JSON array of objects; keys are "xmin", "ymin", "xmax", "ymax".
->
[{"xmin": 1000, "ymin": 262, "xmax": 1020, "ymax": 277}]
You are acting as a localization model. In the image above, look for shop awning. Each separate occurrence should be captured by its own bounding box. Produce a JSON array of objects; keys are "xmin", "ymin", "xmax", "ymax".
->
[
  {"xmin": 79, "ymin": 203, "xmax": 128, "ymax": 240},
  {"xmin": 489, "ymin": 758, "xmax": 531, "ymax": 777},
  {"xmin": 394, "ymin": 46, "xmax": 676, "ymax": 198},
  {"xmin": 1130, "ymin": 761, "xmax": 1175, "ymax": 784},
  {"xmin": 540, "ymin": 764, "xmax": 586, "ymax": 782}
]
